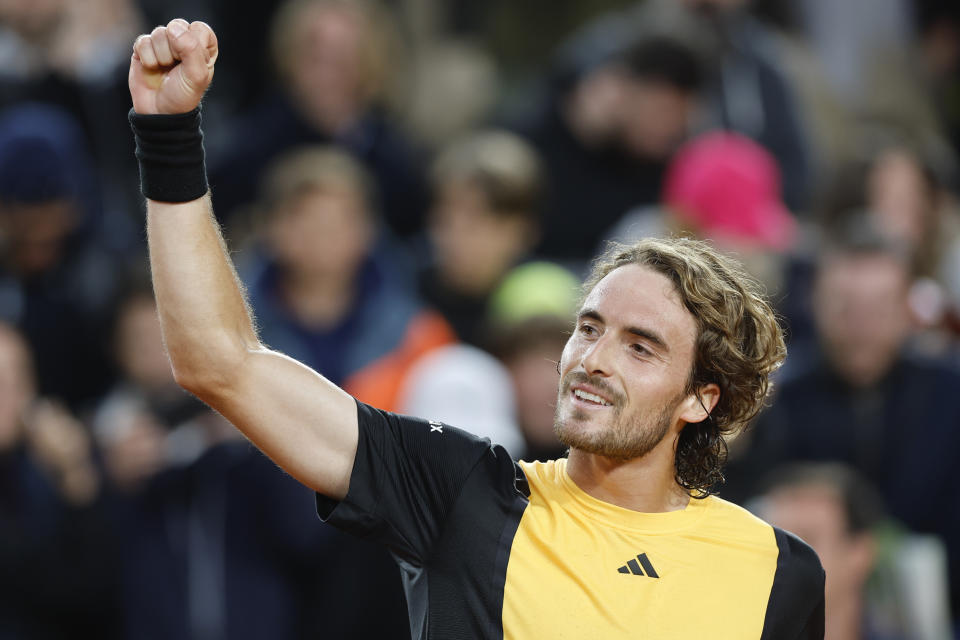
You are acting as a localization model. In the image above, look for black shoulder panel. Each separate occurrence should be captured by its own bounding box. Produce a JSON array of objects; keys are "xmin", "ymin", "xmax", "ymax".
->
[{"xmin": 760, "ymin": 527, "xmax": 825, "ymax": 640}]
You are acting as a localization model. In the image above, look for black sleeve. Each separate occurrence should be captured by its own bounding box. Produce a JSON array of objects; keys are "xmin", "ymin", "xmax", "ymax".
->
[
  {"xmin": 760, "ymin": 527, "xmax": 826, "ymax": 640},
  {"xmin": 316, "ymin": 400, "xmax": 498, "ymax": 565}
]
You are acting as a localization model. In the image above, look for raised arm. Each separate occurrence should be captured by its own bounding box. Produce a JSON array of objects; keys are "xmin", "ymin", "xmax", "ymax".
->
[{"xmin": 129, "ymin": 19, "xmax": 357, "ymax": 499}]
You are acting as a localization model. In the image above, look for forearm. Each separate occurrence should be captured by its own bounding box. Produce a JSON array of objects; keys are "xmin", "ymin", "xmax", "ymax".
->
[
  {"xmin": 128, "ymin": 19, "xmax": 359, "ymax": 498},
  {"xmin": 147, "ymin": 194, "xmax": 259, "ymax": 388}
]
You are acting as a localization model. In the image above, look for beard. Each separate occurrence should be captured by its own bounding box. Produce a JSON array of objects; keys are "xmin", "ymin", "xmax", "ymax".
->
[{"xmin": 553, "ymin": 371, "xmax": 681, "ymax": 461}]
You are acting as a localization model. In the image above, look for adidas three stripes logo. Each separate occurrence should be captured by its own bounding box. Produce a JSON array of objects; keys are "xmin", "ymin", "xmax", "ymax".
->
[{"xmin": 617, "ymin": 553, "xmax": 659, "ymax": 578}]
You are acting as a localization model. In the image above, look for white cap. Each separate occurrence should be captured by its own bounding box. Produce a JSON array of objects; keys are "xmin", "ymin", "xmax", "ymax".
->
[{"xmin": 399, "ymin": 344, "xmax": 524, "ymax": 457}]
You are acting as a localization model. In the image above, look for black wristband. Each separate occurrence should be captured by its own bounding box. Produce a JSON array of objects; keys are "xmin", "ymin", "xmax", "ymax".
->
[{"xmin": 129, "ymin": 107, "xmax": 209, "ymax": 202}]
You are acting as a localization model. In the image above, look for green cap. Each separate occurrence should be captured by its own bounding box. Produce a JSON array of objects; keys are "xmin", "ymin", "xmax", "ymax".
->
[{"xmin": 489, "ymin": 261, "xmax": 580, "ymax": 326}]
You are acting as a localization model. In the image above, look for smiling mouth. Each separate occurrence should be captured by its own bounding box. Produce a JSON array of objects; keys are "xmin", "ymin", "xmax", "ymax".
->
[{"xmin": 572, "ymin": 388, "xmax": 612, "ymax": 406}]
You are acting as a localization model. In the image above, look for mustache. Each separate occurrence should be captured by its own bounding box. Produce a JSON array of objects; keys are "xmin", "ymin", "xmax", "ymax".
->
[{"xmin": 561, "ymin": 371, "xmax": 623, "ymax": 406}]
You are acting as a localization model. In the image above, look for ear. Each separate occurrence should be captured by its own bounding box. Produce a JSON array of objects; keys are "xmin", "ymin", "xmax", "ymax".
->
[{"xmin": 678, "ymin": 383, "xmax": 720, "ymax": 424}]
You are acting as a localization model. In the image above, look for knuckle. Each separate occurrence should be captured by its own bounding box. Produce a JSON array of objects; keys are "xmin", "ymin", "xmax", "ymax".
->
[
  {"xmin": 175, "ymin": 32, "xmax": 198, "ymax": 51},
  {"xmin": 150, "ymin": 25, "xmax": 165, "ymax": 38},
  {"xmin": 137, "ymin": 40, "xmax": 156, "ymax": 61},
  {"xmin": 192, "ymin": 22, "xmax": 214, "ymax": 39}
]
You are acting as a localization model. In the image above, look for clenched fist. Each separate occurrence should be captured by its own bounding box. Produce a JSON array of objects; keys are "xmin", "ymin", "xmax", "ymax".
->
[{"xmin": 129, "ymin": 18, "xmax": 218, "ymax": 115}]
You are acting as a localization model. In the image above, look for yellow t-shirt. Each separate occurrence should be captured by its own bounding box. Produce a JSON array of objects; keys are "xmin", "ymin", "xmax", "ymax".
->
[
  {"xmin": 320, "ymin": 403, "xmax": 825, "ymax": 639},
  {"xmin": 504, "ymin": 459, "xmax": 792, "ymax": 638}
]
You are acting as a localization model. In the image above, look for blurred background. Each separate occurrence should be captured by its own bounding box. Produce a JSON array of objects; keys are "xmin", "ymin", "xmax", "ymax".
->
[{"xmin": 0, "ymin": 0, "xmax": 959, "ymax": 638}]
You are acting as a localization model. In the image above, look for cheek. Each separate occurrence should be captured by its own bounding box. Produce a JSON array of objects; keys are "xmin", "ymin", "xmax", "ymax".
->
[{"xmin": 558, "ymin": 337, "xmax": 580, "ymax": 373}]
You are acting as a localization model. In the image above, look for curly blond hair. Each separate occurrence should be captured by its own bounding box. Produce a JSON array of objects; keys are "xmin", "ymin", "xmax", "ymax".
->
[{"xmin": 584, "ymin": 237, "xmax": 787, "ymax": 496}]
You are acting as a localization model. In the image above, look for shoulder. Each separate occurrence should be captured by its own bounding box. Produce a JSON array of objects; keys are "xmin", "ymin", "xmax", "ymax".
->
[
  {"xmin": 899, "ymin": 352, "xmax": 960, "ymax": 383},
  {"xmin": 703, "ymin": 495, "xmax": 784, "ymax": 542},
  {"xmin": 770, "ymin": 527, "xmax": 824, "ymax": 582},
  {"xmin": 706, "ymin": 494, "xmax": 771, "ymax": 523},
  {"xmin": 705, "ymin": 498, "xmax": 824, "ymax": 586},
  {"xmin": 711, "ymin": 497, "xmax": 823, "ymax": 578},
  {"xmin": 759, "ymin": 527, "xmax": 825, "ymax": 639}
]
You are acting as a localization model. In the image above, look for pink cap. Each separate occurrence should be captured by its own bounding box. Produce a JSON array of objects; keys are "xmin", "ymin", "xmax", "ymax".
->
[{"xmin": 663, "ymin": 131, "xmax": 796, "ymax": 250}]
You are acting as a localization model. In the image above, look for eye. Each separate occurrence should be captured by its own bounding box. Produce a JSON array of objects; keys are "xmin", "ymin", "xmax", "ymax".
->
[
  {"xmin": 631, "ymin": 343, "xmax": 651, "ymax": 356},
  {"xmin": 578, "ymin": 323, "xmax": 598, "ymax": 337}
]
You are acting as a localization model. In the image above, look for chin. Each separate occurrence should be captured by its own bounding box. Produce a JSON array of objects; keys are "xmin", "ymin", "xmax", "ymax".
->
[
  {"xmin": 555, "ymin": 415, "xmax": 611, "ymax": 451},
  {"xmin": 556, "ymin": 403, "xmax": 603, "ymax": 433}
]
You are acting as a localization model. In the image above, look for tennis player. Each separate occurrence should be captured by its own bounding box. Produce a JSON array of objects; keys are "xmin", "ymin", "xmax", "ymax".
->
[{"xmin": 128, "ymin": 19, "xmax": 824, "ymax": 639}]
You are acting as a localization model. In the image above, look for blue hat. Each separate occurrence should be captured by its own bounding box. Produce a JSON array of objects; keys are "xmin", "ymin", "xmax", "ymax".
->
[
  {"xmin": 0, "ymin": 135, "xmax": 73, "ymax": 204},
  {"xmin": 0, "ymin": 103, "xmax": 89, "ymax": 206}
]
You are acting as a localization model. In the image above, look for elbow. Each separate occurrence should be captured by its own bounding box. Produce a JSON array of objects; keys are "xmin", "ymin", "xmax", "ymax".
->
[
  {"xmin": 168, "ymin": 335, "xmax": 255, "ymax": 400},
  {"xmin": 171, "ymin": 362, "xmax": 229, "ymax": 400}
]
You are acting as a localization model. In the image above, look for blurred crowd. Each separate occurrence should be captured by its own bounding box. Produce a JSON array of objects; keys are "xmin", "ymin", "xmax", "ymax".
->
[{"xmin": 1, "ymin": 0, "xmax": 959, "ymax": 638}]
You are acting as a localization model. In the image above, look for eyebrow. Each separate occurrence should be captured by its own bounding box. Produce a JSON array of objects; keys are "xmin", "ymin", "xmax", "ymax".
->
[{"xmin": 578, "ymin": 308, "xmax": 670, "ymax": 353}]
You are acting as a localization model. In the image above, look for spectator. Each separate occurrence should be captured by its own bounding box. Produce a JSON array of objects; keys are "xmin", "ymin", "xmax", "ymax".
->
[
  {"xmin": 403, "ymin": 39, "xmax": 500, "ymax": 151},
  {"xmin": 0, "ymin": 104, "xmax": 125, "ymax": 409},
  {"xmin": 550, "ymin": 0, "xmax": 812, "ymax": 214},
  {"xmin": 419, "ymin": 130, "xmax": 542, "ymax": 346},
  {"xmin": 604, "ymin": 130, "xmax": 798, "ymax": 296},
  {"xmin": 753, "ymin": 463, "xmax": 950, "ymax": 640},
  {"xmin": 822, "ymin": 147, "xmax": 960, "ymax": 337},
  {"xmin": 113, "ymin": 418, "xmax": 409, "ymax": 640},
  {"xmin": 94, "ymin": 277, "xmax": 409, "ymax": 639},
  {"xmin": 0, "ymin": 322, "xmax": 116, "ymax": 639},
  {"xmin": 0, "ymin": 0, "xmax": 141, "ymax": 90},
  {"xmin": 208, "ymin": 0, "xmax": 428, "ymax": 237},
  {"xmin": 794, "ymin": 0, "xmax": 955, "ymax": 183},
  {"xmin": 0, "ymin": 0, "xmax": 148, "ymax": 233},
  {"xmin": 516, "ymin": 34, "xmax": 703, "ymax": 264},
  {"xmin": 241, "ymin": 146, "xmax": 455, "ymax": 411},
  {"xmin": 727, "ymin": 228, "xmax": 960, "ymax": 616},
  {"xmin": 398, "ymin": 343, "xmax": 525, "ymax": 456},
  {"xmin": 487, "ymin": 261, "xmax": 580, "ymax": 462},
  {"xmin": 93, "ymin": 275, "xmax": 208, "ymax": 493},
  {"xmin": 489, "ymin": 315, "xmax": 569, "ymax": 463}
]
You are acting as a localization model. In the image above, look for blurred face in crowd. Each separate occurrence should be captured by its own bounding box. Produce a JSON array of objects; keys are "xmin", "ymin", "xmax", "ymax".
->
[
  {"xmin": 813, "ymin": 253, "xmax": 912, "ymax": 388},
  {"xmin": 866, "ymin": 149, "xmax": 936, "ymax": 254},
  {"xmin": 0, "ymin": 199, "xmax": 77, "ymax": 276},
  {"xmin": 268, "ymin": 186, "xmax": 372, "ymax": 285},
  {"xmin": 504, "ymin": 334, "xmax": 568, "ymax": 453},
  {"xmin": 285, "ymin": 3, "xmax": 369, "ymax": 134},
  {"xmin": 762, "ymin": 485, "xmax": 874, "ymax": 620},
  {"xmin": 115, "ymin": 295, "xmax": 174, "ymax": 393},
  {"xmin": 555, "ymin": 265, "xmax": 704, "ymax": 459},
  {"xmin": 0, "ymin": 0, "xmax": 64, "ymax": 39},
  {"xmin": 563, "ymin": 66, "xmax": 625, "ymax": 148},
  {"xmin": 617, "ymin": 79, "xmax": 696, "ymax": 161},
  {"xmin": 0, "ymin": 326, "xmax": 33, "ymax": 451},
  {"xmin": 430, "ymin": 180, "xmax": 534, "ymax": 297}
]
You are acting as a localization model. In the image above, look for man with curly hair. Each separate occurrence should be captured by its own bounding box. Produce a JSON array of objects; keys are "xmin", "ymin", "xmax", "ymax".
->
[{"xmin": 127, "ymin": 20, "xmax": 824, "ymax": 639}]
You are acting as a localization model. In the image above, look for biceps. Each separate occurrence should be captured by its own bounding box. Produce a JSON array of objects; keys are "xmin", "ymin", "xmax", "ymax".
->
[{"xmin": 209, "ymin": 347, "xmax": 359, "ymax": 499}]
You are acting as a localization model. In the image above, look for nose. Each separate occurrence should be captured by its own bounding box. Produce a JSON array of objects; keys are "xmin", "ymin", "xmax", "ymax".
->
[{"xmin": 580, "ymin": 334, "xmax": 614, "ymax": 377}]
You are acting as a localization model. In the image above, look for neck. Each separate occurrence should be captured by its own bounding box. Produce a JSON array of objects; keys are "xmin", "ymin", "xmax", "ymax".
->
[
  {"xmin": 280, "ymin": 270, "xmax": 356, "ymax": 329},
  {"xmin": 565, "ymin": 434, "xmax": 689, "ymax": 513}
]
